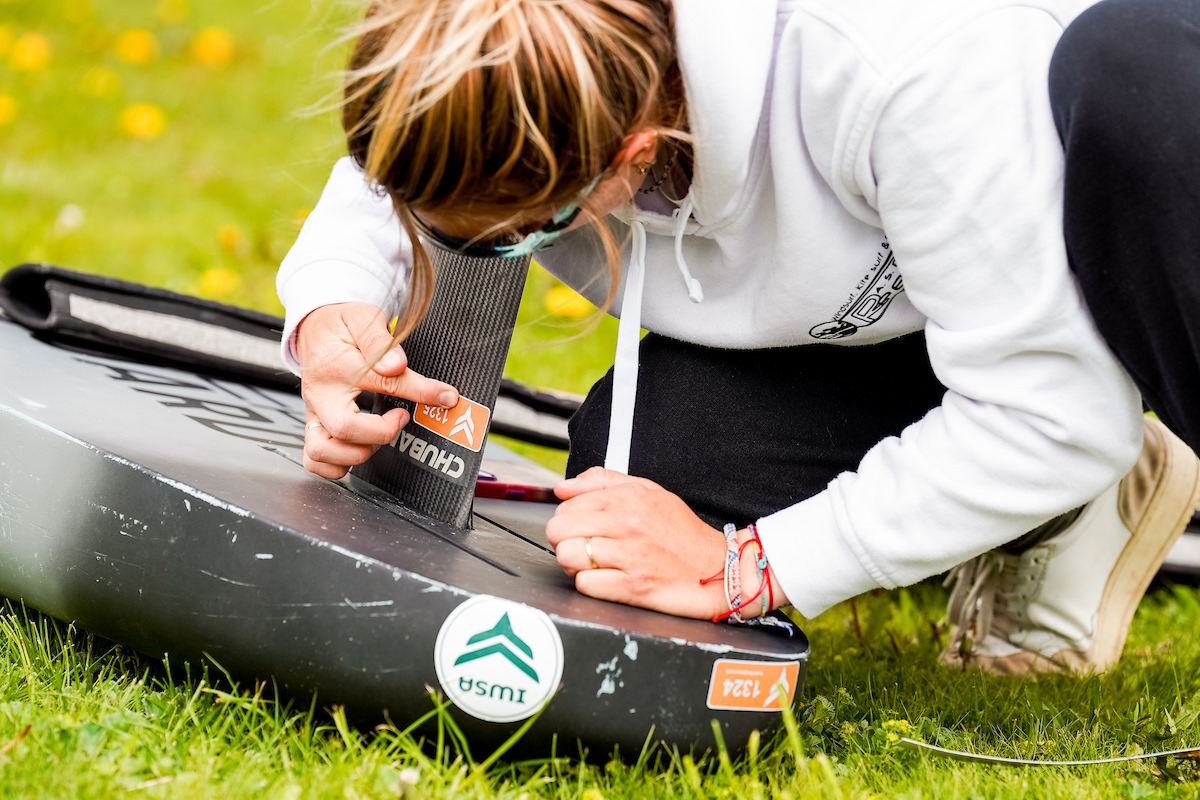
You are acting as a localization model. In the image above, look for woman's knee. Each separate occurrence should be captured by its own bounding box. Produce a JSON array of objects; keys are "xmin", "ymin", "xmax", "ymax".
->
[
  {"xmin": 1051, "ymin": 0, "xmax": 1200, "ymax": 162},
  {"xmin": 1052, "ymin": 0, "xmax": 1197, "ymax": 116}
]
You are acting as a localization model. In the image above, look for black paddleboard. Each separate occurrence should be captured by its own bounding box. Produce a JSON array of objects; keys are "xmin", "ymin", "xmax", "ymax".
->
[{"xmin": 0, "ymin": 315, "xmax": 810, "ymax": 756}]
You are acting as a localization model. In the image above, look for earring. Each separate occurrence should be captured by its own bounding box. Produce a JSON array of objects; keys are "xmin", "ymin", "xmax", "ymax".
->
[{"xmin": 635, "ymin": 161, "xmax": 652, "ymax": 175}]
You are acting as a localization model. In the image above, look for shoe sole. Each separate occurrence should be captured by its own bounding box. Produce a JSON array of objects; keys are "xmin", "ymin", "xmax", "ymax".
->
[{"xmin": 1082, "ymin": 417, "xmax": 1200, "ymax": 671}]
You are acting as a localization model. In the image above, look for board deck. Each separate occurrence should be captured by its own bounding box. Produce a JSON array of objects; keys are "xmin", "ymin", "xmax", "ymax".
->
[{"xmin": 0, "ymin": 318, "xmax": 809, "ymax": 756}]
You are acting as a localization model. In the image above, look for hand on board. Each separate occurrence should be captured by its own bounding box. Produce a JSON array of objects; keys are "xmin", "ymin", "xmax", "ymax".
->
[
  {"xmin": 295, "ymin": 302, "xmax": 458, "ymax": 479},
  {"xmin": 546, "ymin": 467, "xmax": 735, "ymax": 620}
]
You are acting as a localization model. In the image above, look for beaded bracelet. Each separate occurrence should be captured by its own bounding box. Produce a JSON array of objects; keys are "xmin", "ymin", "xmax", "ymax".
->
[
  {"xmin": 722, "ymin": 523, "xmax": 745, "ymax": 622},
  {"xmin": 710, "ymin": 524, "xmax": 777, "ymax": 624}
]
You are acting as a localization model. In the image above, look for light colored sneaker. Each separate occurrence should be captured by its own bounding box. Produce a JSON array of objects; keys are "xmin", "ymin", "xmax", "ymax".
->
[{"xmin": 941, "ymin": 416, "xmax": 1200, "ymax": 675}]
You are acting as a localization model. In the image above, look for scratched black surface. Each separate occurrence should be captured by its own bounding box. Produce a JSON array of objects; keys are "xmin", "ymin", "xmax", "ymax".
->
[{"xmin": 0, "ymin": 319, "xmax": 808, "ymax": 755}]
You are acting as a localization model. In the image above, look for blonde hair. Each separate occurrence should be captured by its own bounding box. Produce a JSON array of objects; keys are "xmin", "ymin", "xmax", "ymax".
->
[{"xmin": 341, "ymin": 0, "xmax": 686, "ymax": 338}]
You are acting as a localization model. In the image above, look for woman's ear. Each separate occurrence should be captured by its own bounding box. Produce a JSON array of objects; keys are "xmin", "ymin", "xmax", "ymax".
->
[{"xmin": 614, "ymin": 129, "xmax": 659, "ymax": 171}]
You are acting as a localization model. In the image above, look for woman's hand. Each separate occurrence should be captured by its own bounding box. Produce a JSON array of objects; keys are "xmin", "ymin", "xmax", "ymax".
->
[
  {"xmin": 546, "ymin": 467, "xmax": 733, "ymax": 620},
  {"xmin": 295, "ymin": 302, "xmax": 459, "ymax": 479}
]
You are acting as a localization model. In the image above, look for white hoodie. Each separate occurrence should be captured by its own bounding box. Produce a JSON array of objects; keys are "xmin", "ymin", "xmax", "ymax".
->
[{"xmin": 277, "ymin": 0, "xmax": 1143, "ymax": 618}]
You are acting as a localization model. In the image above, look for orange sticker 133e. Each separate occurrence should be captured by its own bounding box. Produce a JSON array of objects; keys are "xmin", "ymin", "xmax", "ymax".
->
[
  {"xmin": 413, "ymin": 395, "xmax": 491, "ymax": 453},
  {"xmin": 706, "ymin": 659, "xmax": 801, "ymax": 712}
]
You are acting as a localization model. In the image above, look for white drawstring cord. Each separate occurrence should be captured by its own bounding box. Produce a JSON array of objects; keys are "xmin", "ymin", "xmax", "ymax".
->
[
  {"xmin": 673, "ymin": 194, "xmax": 704, "ymax": 303},
  {"xmin": 604, "ymin": 196, "xmax": 703, "ymax": 473},
  {"xmin": 604, "ymin": 219, "xmax": 647, "ymax": 474}
]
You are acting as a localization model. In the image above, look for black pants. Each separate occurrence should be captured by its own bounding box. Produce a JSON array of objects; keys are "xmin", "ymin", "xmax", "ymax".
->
[
  {"xmin": 1051, "ymin": 0, "xmax": 1200, "ymax": 451},
  {"xmin": 567, "ymin": 333, "xmax": 947, "ymax": 527}
]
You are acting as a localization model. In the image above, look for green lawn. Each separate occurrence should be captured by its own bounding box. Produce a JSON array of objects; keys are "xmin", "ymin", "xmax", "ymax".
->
[
  {"xmin": 3, "ymin": 1, "xmax": 1200, "ymax": 797},
  {"xmin": 5, "ymin": 584, "xmax": 1200, "ymax": 798}
]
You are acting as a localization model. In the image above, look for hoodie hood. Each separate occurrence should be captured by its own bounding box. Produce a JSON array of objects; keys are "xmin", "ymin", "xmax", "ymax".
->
[{"xmin": 671, "ymin": 0, "xmax": 780, "ymax": 227}]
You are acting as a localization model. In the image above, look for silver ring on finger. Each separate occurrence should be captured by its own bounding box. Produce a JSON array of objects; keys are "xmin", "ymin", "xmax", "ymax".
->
[
  {"xmin": 584, "ymin": 537, "xmax": 599, "ymax": 570},
  {"xmin": 307, "ymin": 421, "xmax": 323, "ymax": 431}
]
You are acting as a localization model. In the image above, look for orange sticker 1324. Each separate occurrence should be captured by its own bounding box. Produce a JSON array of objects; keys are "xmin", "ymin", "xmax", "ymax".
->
[
  {"xmin": 706, "ymin": 659, "xmax": 801, "ymax": 712},
  {"xmin": 413, "ymin": 395, "xmax": 491, "ymax": 453}
]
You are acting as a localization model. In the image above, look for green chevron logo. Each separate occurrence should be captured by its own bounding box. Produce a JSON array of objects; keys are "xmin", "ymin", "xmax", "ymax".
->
[
  {"xmin": 453, "ymin": 612, "xmax": 538, "ymax": 682},
  {"xmin": 435, "ymin": 596, "xmax": 564, "ymax": 724}
]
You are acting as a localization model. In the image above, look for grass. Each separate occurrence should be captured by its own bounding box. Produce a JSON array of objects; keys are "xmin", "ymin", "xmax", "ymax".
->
[
  {"xmin": 3, "ymin": 0, "xmax": 1200, "ymax": 797},
  {"xmin": 5, "ymin": 583, "xmax": 1200, "ymax": 798}
]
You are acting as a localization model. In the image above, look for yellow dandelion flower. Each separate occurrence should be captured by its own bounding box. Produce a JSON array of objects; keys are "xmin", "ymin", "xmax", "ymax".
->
[
  {"xmin": 79, "ymin": 66, "xmax": 120, "ymax": 98},
  {"xmin": 216, "ymin": 223, "xmax": 245, "ymax": 253},
  {"xmin": 0, "ymin": 26, "xmax": 14, "ymax": 60},
  {"xmin": 189, "ymin": 27, "xmax": 233, "ymax": 67},
  {"xmin": 114, "ymin": 29, "xmax": 158, "ymax": 65},
  {"xmin": 199, "ymin": 267, "xmax": 241, "ymax": 298},
  {"xmin": 155, "ymin": 0, "xmax": 188, "ymax": 25},
  {"xmin": 545, "ymin": 285, "xmax": 594, "ymax": 319},
  {"xmin": 10, "ymin": 32, "xmax": 52, "ymax": 71},
  {"xmin": 0, "ymin": 95, "xmax": 17, "ymax": 126},
  {"xmin": 62, "ymin": 0, "xmax": 92, "ymax": 23},
  {"xmin": 119, "ymin": 103, "xmax": 166, "ymax": 139}
]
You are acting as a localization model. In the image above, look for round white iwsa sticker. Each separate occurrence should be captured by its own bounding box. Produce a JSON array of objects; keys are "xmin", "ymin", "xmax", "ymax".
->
[{"xmin": 434, "ymin": 595, "xmax": 565, "ymax": 723}]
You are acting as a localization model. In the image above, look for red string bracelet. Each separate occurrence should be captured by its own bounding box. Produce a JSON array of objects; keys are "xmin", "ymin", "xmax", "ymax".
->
[
  {"xmin": 712, "ymin": 535, "xmax": 766, "ymax": 623},
  {"xmin": 711, "ymin": 524, "xmax": 778, "ymax": 624}
]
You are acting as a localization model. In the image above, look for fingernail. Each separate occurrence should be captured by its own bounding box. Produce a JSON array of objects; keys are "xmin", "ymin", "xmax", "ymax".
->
[
  {"xmin": 438, "ymin": 390, "xmax": 458, "ymax": 407},
  {"xmin": 376, "ymin": 349, "xmax": 404, "ymax": 372}
]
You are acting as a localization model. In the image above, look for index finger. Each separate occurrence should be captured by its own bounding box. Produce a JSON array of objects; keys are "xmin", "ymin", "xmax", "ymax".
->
[
  {"xmin": 358, "ymin": 363, "xmax": 459, "ymax": 410},
  {"xmin": 555, "ymin": 467, "xmax": 648, "ymax": 500}
]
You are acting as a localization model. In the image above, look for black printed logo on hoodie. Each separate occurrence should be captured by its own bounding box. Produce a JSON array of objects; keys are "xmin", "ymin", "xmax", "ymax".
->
[{"xmin": 810, "ymin": 239, "xmax": 904, "ymax": 340}]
